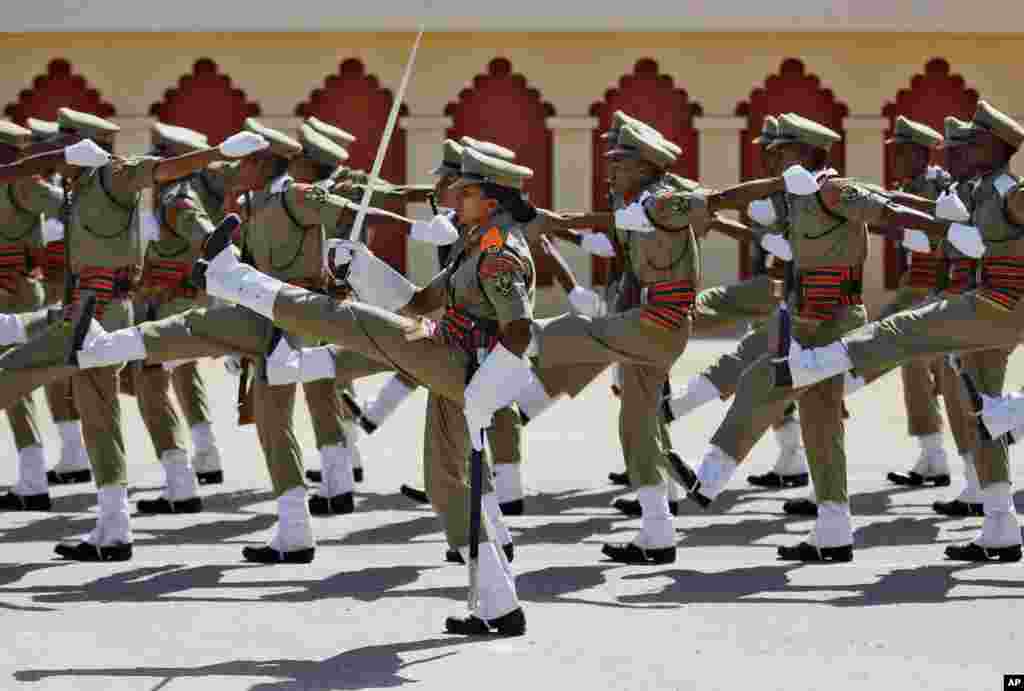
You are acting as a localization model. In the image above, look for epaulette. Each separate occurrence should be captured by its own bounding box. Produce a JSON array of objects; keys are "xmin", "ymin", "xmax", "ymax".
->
[{"xmin": 480, "ymin": 226, "xmax": 505, "ymax": 253}]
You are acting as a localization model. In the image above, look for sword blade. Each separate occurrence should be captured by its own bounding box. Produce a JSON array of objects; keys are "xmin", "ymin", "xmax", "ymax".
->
[{"xmin": 349, "ymin": 27, "xmax": 424, "ymax": 242}]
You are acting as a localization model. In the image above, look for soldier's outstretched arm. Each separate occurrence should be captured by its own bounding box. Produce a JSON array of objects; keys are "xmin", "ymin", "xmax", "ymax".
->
[
  {"xmin": 707, "ymin": 214, "xmax": 758, "ymax": 243},
  {"xmin": 152, "ymin": 131, "xmax": 269, "ymax": 185},
  {"xmin": 0, "ymin": 139, "xmax": 107, "ymax": 184},
  {"xmin": 705, "ymin": 177, "xmax": 787, "ymax": 215},
  {"xmin": 887, "ymin": 190, "xmax": 937, "ymax": 214}
]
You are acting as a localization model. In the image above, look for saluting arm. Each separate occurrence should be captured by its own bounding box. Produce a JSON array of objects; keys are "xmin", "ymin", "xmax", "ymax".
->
[
  {"xmin": 705, "ymin": 178, "xmax": 787, "ymax": 215},
  {"xmin": 887, "ymin": 190, "xmax": 937, "ymax": 214},
  {"xmin": 153, "ymin": 149, "xmax": 230, "ymax": 185},
  {"xmin": 154, "ymin": 132, "xmax": 269, "ymax": 185},
  {"xmin": 0, "ymin": 149, "xmax": 72, "ymax": 185},
  {"xmin": 708, "ymin": 214, "xmax": 758, "ymax": 243}
]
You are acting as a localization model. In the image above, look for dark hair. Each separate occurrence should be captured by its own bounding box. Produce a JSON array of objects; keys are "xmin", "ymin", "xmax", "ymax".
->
[
  {"xmin": 798, "ymin": 144, "xmax": 830, "ymax": 172},
  {"xmin": 480, "ymin": 182, "xmax": 537, "ymax": 223}
]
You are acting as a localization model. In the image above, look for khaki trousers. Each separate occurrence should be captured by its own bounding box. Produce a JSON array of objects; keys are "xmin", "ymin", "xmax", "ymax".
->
[
  {"xmin": 0, "ymin": 275, "xmax": 46, "ymax": 451},
  {"xmin": 840, "ymin": 293, "xmax": 1022, "ymax": 487},
  {"xmin": 709, "ymin": 306, "xmax": 869, "ymax": 504}
]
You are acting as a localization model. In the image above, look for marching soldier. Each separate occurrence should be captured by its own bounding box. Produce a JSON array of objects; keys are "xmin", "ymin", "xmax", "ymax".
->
[
  {"xmin": 930, "ymin": 116, "xmax": 995, "ymax": 519},
  {"xmin": 879, "ymin": 116, "xmax": 955, "ymax": 489},
  {"xmin": 670, "ymin": 104, "xmax": 1020, "ymax": 563},
  {"xmin": 0, "ymin": 120, "xmax": 64, "ymax": 509},
  {"xmin": 766, "ymin": 101, "xmax": 1024, "ymax": 562},
  {"xmin": 198, "ymin": 121, "xmax": 706, "ymax": 569},
  {"xmin": 24, "ymin": 117, "xmax": 93, "ymax": 486},
  {"xmin": 196, "ymin": 145, "xmax": 533, "ymax": 634},
  {"xmin": 659, "ymin": 113, "xmax": 885, "ymax": 561},
  {"xmin": 0, "ymin": 108, "xmax": 268, "ymax": 560},
  {"xmin": 52, "ymin": 121, "xmax": 452, "ymax": 564},
  {"xmin": 130, "ymin": 122, "xmax": 229, "ymax": 514},
  {"xmin": 662, "ymin": 114, "xmax": 810, "ymax": 490}
]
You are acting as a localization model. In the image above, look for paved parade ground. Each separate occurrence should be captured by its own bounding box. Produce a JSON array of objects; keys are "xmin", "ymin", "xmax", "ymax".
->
[{"xmin": 0, "ymin": 337, "xmax": 1021, "ymax": 691}]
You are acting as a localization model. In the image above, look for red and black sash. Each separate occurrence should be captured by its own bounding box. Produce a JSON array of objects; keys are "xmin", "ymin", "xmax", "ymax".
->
[
  {"xmin": 945, "ymin": 258, "xmax": 978, "ymax": 295},
  {"xmin": 0, "ymin": 243, "xmax": 33, "ymax": 293},
  {"xmin": 795, "ymin": 265, "xmax": 863, "ymax": 321},
  {"xmin": 979, "ymin": 256, "xmax": 1024, "ymax": 311},
  {"xmin": 64, "ymin": 265, "xmax": 138, "ymax": 320},
  {"xmin": 436, "ymin": 306, "xmax": 500, "ymax": 355},
  {"xmin": 906, "ymin": 253, "xmax": 944, "ymax": 291},
  {"xmin": 638, "ymin": 279, "xmax": 695, "ymax": 330}
]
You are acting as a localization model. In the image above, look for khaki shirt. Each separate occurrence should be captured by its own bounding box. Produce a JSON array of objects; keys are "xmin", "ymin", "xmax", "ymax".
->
[
  {"xmin": 422, "ymin": 210, "xmax": 535, "ymax": 328},
  {"xmin": 0, "ymin": 178, "xmax": 64, "ymax": 249},
  {"xmin": 145, "ymin": 180, "xmax": 215, "ymax": 270},
  {"xmin": 69, "ymin": 156, "xmax": 160, "ymax": 270},
  {"xmin": 194, "ymin": 162, "xmax": 240, "ymax": 225},
  {"xmin": 626, "ymin": 174, "xmax": 704, "ymax": 286},
  {"xmin": 246, "ymin": 180, "xmax": 355, "ymax": 283}
]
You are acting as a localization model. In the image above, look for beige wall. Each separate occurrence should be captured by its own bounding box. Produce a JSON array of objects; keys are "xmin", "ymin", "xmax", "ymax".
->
[
  {"xmin": 8, "ymin": 1, "xmax": 1024, "ymax": 32},
  {"xmin": 4, "ymin": 32, "xmax": 1022, "ymax": 314}
]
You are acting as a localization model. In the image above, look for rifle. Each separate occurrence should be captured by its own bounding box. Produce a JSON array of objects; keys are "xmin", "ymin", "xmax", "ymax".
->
[
  {"xmin": 236, "ymin": 191, "xmax": 256, "ymax": 426},
  {"xmin": 60, "ymin": 177, "xmax": 97, "ymax": 365},
  {"xmin": 468, "ymin": 430, "xmax": 484, "ymax": 613},
  {"xmin": 948, "ymin": 355, "xmax": 992, "ymax": 442}
]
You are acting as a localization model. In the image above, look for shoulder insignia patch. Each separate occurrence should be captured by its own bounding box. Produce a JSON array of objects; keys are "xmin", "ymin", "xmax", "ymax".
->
[{"xmin": 480, "ymin": 226, "xmax": 504, "ymax": 252}]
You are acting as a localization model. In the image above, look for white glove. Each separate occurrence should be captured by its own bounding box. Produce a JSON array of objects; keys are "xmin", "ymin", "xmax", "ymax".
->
[
  {"xmin": 980, "ymin": 391, "xmax": 1024, "ymax": 439},
  {"xmin": 224, "ymin": 355, "xmax": 243, "ymax": 376},
  {"xmin": 926, "ymin": 165, "xmax": 942, "ymax": 181},
  {"xmin": 464, "ymin": 343, "xmax": 535, "ymax": 451},
  {"xmin": 747, "ymin": 199, "xmax": 778, "ymax": 226},
  {"xmin": 567, "ymin": 285, "xmax": 604, "ymax": 317},
  {"xmin": 409, "ymin": 214, "xmax": 459, "ymax": 245},
  {"xmin": 218, "ymin": 132, "xmax": 269, "ymax": 158},
  {"xmin": 329, "ymin": 238, "xmax": 417, "ymax": 312},
  {"xmin": 41, "ymin": 218, "xmax": 64, "ymax": 245},
  {"xmin": 936, "ymin": 187, "xmax": 971, "ymax": 222},
  {"xmin": 140, "ymin": 209, "xmax": 161, "ymax": 243},
  {"xmin": 783, "ymin": 165, "xmax": 820, "ymax": 195},
  {"xmin": 581, "ymin": 233, "xmax": 616, "ymax": 258},
  {"xmin": 901, "ymin": 229, "xmax": 932, "ymax": 254},
  {"xmin": 63, "ymin": 139, "xmax": 110, "ymax": 168},
  {"xmin": 760, "ymin": 233, "xmax": 793, "ymax": 261},
  {"xmin": 947, "ymin": 223, "xmax": 986, "ymax": 258},
  {"xmin": 614, "ymin": 201, "xmax": 655, "ymax": 233}
]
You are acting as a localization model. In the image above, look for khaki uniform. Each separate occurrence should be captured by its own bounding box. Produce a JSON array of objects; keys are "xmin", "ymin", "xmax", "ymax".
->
[
  {"xmin": 534, "ymin": 175, "xmax": 703, "ymax": 488},
  {"xmin": 271, "ymin": 210, "xmax": 536, "ymax": 548},
  {"xmin": 841, "ymin": 168, "xmax": 1024, "ymax": 488},
  {"xmin": 0, "ymin": 177, "xmax": 62, "ymax": 451},
  {"xmin": 245, "ymin": 178, "xmax": 349, "ymax": 495},
  {"xmin": 0, "ymin": 157, "xmax": 163, "ymax": 487},
  {"xmin": 708, "ymin": 175, "xmax": 887, "ymax": 503},
  {"xmin": 698, "ymin": 192, "xmax": 790, "ymax": 395},
  {"xmin": 877, "ymin": 169, "xmax": 952, "ymax": 438},
  {"xmin": 41, "ymin": 202, "xmax": 80, "ymax": 428},
  {"xmin": 132, "ymin": 179, "xmax": 214, "ymax": 460}
]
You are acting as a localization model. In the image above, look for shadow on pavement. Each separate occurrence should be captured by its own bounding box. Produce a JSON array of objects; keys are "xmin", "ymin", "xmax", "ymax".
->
[
  {"xmin": 616, "ymin": 562, "xmax": 1024, "ymax": 607},
  {"xmin": 15, "ymin": 637, "xmax": 489, "ymax": 690}
]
